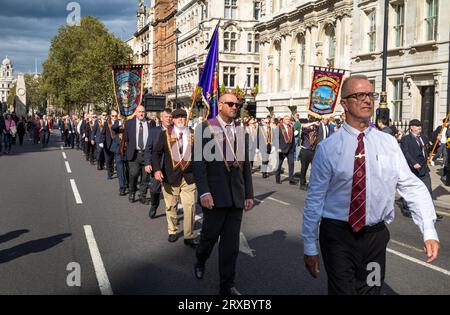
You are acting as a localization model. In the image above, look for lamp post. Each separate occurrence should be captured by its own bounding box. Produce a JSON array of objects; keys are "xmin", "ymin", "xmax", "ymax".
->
[
  {"xmin": 376, "ymin": 0, "xmax": 390, "ymax": 125},
  {"xmin": 175, "ymin": 28, "xmax": 181, "ymax": 109}
]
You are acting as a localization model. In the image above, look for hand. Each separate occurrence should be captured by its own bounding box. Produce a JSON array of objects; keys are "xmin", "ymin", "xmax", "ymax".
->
[
  {"xmin": 85, "ymin": 137, "xmax": 88, "ymax": 142},
  {"xmin": 154, "ymin": 170, "xmax": 164, "ymax": 182},
  {"xmin": 278, "ymin": 149, "xmax": 282, "ymax": 153},
  {"xmin": 304, "ymin": 254, "xmax": 320, "ymax": 278},
  {"xmin": 99, "ymin": 143, "xmax": 104, "ymax": 149},
  {"xmin": 424, "ymin": 239, "xmax": 440, "ymax": 263},
  {"xmin": 145, "ymin": 165, "xmax": 152, "ymax": 173},
  {"xmin": 244, "ymin": 199, "xmax": 254, "ymax": 211},
  {"xmin": 200, "ymin": 194, "xmax": 214, "ymax": 210},
  {"xmin": 91, "ymin": 140, "xmax": 95, "ymax": 145},
  {"xmin": 413, "ymin": 163, "xmax": 421, "ymax": 169}
]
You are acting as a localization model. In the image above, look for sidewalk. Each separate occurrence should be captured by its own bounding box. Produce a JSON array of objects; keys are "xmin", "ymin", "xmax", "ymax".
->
[{"xmin": 253, "ymin": 157, "xmax": 450, "ymax": 210}]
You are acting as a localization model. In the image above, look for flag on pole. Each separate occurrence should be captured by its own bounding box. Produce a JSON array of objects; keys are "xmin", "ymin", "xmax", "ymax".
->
[{"xmin": 188, "ymin": 24, "xmax": 220, "ymax": 120}]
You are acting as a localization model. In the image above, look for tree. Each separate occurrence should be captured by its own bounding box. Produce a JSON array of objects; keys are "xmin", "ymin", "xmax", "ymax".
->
[
  {"xmin": 7, "ymin": 82, "xmax": 17, "ymax": 109},
  {"xmin": 43, "ymin": 16, "xmax": 131, "ymax": 114},
  {"xmin": 25, "ymin": 74, "xmax": 47, "ymax": 114}
]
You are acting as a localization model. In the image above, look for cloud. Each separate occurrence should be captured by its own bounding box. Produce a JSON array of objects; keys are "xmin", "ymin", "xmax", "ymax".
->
[{"xmin": 0, "ymin": 0, "xmax": 141, "ymax": 73}]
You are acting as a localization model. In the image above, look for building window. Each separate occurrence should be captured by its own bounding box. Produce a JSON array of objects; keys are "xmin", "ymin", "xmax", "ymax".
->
[
  {"xmin": 225, "ymin": 0, "xmax": 237, "ymax": 19},
  {"xmin": 254, "ymin": 67, "xmax": 259, "ymax": 87},
  {"xmin": 254, "ymin": 34, "xmax": 260, "ymax": 53},
  {"xmin": 247, "ymin": 34, "xmax": 253, "ymax": 52},
  {"xmin": 325, "ymin": 25, "xmax": 335, "ymax": 68},
  {"xmin": 391, "ymin": 79, "xmax": 403, "ymax": 121},
  {"xmin": 367, "ymin": 10, "xmax": 376, "ymax": 52},
  {"xmin": 425, "ymin": 0, "xmax": 438, "ymax": 41},
  {"xmin": 393, "ymin": 3, "xmax": 404, "ymax": 47},
  {"xmin": 223, "ymin": 66, "xmax": 236, "ymax": 87},
  {"xmin": 224, "ymin": 31, "xmax": 237, "ymax": 52},
  {"xmin": 275, "ymin": 44, "xmax": 281, "ymax": 92},
  {"xmin": 254, "ymin": 1, "xmax": 261, "ymax": 20},
  {"xmin": 247, "ymin": 67, "xmax": 252, "ymax": 87},
  {"xmin": 297, "ymin": 36, "xmax": 305, "ymax": 90}
]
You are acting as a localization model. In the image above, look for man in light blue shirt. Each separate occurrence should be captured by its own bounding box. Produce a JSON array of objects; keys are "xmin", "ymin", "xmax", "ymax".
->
[{"xmin": 301, "ymin": 75, "xmax": 440, "ymax": 295}]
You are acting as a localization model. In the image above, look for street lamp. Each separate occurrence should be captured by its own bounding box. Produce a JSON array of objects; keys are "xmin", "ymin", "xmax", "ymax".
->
[
  {"xmin": 376, "ymin": 0, "xmax": 390, "ymax": 125},
  {"xmin": 175, "ymin": 28, "xmax": 182, "ymax": 109}
]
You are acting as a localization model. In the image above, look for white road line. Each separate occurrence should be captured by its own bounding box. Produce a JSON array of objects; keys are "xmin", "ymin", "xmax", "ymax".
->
[
  {"xmin": 69, "ymin": 179, "xmax": 83, "ymax": 204},
  {"xmin": 386, "ymin": 248, "xmax": 450, "ymax": 276},
  {"xmin": 60, "ymin": 145, "xmax": 63, "ymax": 150},
  {"xmin": 62, "ymin": 152, "xmax": 67, "ymax": 159},
  {"xmin": 390, "ymin": 239, "xmax": 423, "ymax": 253},
  {"xmin": 254, "ymin": 198, "xmax": 264, "ymax": 203},
  {"xmin": 65, "ymin": 161, "xmax": 72, "ymax": 173},
  {"xmin": 436, "ymin": 211, "xmax": 450, "ymax": 217},
  {"xmin": 83, "ymin": 225, "xmax": 114, "ymax": 295},
  {"xmin": 267, "ymin": 197, "xmax": 290, "ymax": 206}
]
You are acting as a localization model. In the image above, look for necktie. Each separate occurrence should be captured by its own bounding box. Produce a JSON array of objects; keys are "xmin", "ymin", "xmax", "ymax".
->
[
  {"xmin": 349, "ymin": 132, "xmax": 366, "ymax": 232},
  {"xmin": 267, "ymin": 127, "xmax": 272, "ymax": 143},
  {"xmin": 138, "ymin": 122, "xmax": 144, "ymax": 150},
  {"xmin": 178, "ymin": 132, "xmax": 183, "ymax": 156},
  {"xmin": 225, "ymin": 124, "xmax": 234, "ymax": 163},
  {"xmin": 417, "ymin": 136, "xmax": 424, "ymax": 157}
]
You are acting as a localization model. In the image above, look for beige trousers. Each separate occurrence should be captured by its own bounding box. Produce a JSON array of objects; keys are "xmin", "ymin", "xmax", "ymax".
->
[{"xmin": 162, "ymin": 178, "xmax": 196, "ymax": 239}]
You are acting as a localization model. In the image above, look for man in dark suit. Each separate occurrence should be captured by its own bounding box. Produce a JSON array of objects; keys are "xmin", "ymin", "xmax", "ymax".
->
[
  {"xmin": 100, "ymin": 110, "xmax": 118, "ymax": 180},
  {"xmin": 124, "ymin": 105, "xmax": 151, "ymax": 204},
  {"xmin": 92, "ymin": 112, "xmax": 107, "ymax": 171},
  {"xmin": 193, "ymin": 93, "xmax": 254, "ymax": 296},
  {"xmin": 110, "ymin": 111, "xmax": 128, "ymax": 196},
  {"xmin": 400, "ymin": 119, "xmax": 443, "ymax": 220},
  {"xmin": 152, "ymin": 109, "xmax": 198, "ymax": 247},
  {"xmin": 275, "ymin": 115, "xmax": 296, "ymax": 185},
  {"xmin": 299, "ymin": 118, "xmax": 320, "ymax": 190},
  {"xmin": 257, "ymin": 117, "xmax": 272, "ymax": 178},
  {"xmin": 144, "ymin": 108, "xmax": 172, "ymax": 218}
]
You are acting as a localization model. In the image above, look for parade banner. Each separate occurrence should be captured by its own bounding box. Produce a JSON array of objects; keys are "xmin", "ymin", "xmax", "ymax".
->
[
  {"xmin": 308, "ymin": 67, "xmax": 346, "ymax": 118},
  {"xmin": 187, "ymin": 24, "xmax": 220, "ymax": 122},
  {"xmin": 112, "ymin": 64, "xmax": 144, "ymax": 120}
]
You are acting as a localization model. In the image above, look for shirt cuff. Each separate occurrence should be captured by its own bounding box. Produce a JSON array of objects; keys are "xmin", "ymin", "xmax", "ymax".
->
[
  {"xmin": 200, "ymin": 192, "xmax": 211, "ymax": 199},
  {"xmin": 304, "ymin": 241, "xmax": 319, "ymax": 256},
  {"xmin": 423, "ymin": 227, "xmax": 439, "ymax": 242}
]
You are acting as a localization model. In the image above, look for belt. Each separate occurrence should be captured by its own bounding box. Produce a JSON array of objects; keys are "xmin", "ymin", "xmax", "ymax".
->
[{"xmin": 321, "ymin": 217, "xmax": 385, "ymax": 233}]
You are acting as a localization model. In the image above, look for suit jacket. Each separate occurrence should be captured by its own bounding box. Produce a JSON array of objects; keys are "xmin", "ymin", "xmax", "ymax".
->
[
  {"xmin": 256, "ymin": 126, "xmax": 272, "ymax": 154},
  {"xmin": 400, "ymin": 133, "xmax": 430, "ymax": 177},
  {"xmin": 99, "ymin": 119, "xmax": 116, "ymax": 151},
  {"xmin": 124, "ymin": 118, "xmax": 151, "ymax": 161},
  {"xmin": 193, "ymin": 119, "xmax": 254, "ymax": 209},
  {"xmin": 277, "ymin": 124, "xmax": 295, "ymax": 154},
  {"xmin": 152, "ymin": 127, "xmax": 194, "ymax": 185},
  {"xmin": 144, "ymin": 126, "xmax": 163, "ymax": 166},
  {"xmin": 110, "ymin": 120, "xmax": 125, "ymax": 154},
  {"xmin": 92, "ymin": 119, "xmax": 105, "ymax": 144}
]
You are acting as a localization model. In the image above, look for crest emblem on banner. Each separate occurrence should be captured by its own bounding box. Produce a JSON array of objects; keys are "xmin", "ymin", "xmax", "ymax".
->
[{"xmin": 112, "ymin": 64, "xmax": 144, "ymax": 120}]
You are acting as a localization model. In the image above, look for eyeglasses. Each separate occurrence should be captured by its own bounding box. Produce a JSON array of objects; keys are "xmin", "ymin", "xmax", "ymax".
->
[
  {"xmin": 343, "ymin": 92, "xmax": 379, "ymax": 101},
  {"xmin": 111, "ymin": 115, "xmax": 118, "ymax": 118},
  {"xmin": 221, "ymin": 101, "xmax": 241, "ymax": 108}
]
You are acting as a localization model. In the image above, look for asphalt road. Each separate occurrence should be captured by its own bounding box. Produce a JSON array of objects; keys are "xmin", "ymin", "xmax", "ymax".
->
[{"xmin": 0, "ymin": 131, "xmax": 449, "ymax": 295}]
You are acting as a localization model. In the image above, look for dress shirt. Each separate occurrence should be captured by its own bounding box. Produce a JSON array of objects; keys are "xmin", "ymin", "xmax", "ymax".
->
[
  {"xmin": 301, "ymin": 122, "xmax": 438, "ymax": 256},
  {"xmin": 135, "ymin": 118, "xmax": 149, "ymax": 150},
  {"xmin": 174, "ymin": 126, "xmax": 189, "ymax": 157}
]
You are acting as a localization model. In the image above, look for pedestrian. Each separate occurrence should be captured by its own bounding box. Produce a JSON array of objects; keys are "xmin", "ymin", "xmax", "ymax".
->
[
  {"xmin": 0, "ymin": 114, "xmax": 5, "ymax": 153},
  {"xmin": 257, "ymin": 117, "xmax": 273, "ymax": 178},
  {"xmin": 3, "ymin": 113, "xmax": 16, "ymax": 154},
  {"xmin": 193, "ymin": 92, "xmax": 254, "ymax": 296},
  {"xmin": 110, "ymin": 111, "xmax": 129, "ymax": 196},
  {"xmin": 92, "ymin": 112, "xmax": 107, "ymax": 170},
  {"xmin": 302, "ymin": 75, "xmax": 440, "ymax": 295},
  {"xmin": 275, "ymin": 115, "xmax": 296, "ymax": 185},
  {"xmin": 399, "ymin": 119, "xmax": 443, "ymax": 221},
  {"xmin": 376, "ymin": 117, "xmax": 394, "ymax": 135},
  {"xmin": 298, "ymin": 116, "xmax": 320, "ymax": 190},
  {"xmin": 17, "ymin": 116, "xmax": 26, "ymax": 145},
  {"xmin": 100, "ymin": 111, "xmax": 118, "ymax": 180}
]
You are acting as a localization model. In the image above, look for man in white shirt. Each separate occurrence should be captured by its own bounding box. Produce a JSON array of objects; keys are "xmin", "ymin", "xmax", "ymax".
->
[{"xmin": 301, "ymin": 75, "xmax": 440, "ymax": 295}]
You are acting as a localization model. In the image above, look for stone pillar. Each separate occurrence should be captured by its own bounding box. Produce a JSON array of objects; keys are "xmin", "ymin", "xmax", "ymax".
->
[{"xmin": 15, "ymin": 74, "xmax": 26, "ymax": 117}]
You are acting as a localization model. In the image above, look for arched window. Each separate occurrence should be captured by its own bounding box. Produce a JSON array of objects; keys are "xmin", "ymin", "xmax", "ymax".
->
[
  {"xmin": 224, "ymin": 30, "xmax": 237, "ymax": 52},
  {"xmin": 297, "ymin": 36, "xmax": 306, "ymax": 90},
  {"xmin": 275, "ymin": 42, "xmax": 281, "ymax": 92},
  {"xmin": 325, "ymin": 25, "xmax": 335, "ymax": 67}
]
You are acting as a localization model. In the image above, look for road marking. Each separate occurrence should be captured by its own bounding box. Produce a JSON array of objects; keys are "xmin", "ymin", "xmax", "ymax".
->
[
  {"xmin": 60, "ymin": 145, "xmax": 63, "ymax": 150},
  {"xmin": 83, "ymin": 225, "xmax": 114, "ymax": 295},
  {"xmin": 70, "ymin": 179, "xmax": 82, "ymax": 204},
  {"xmin": 62, "ymin": 152, "xmax": 67, "ymax": 159},
  {"xmin": 267, "ymin": 197, "xmax": 290, "ymax": 206},
  {"xmin": 386, "ymin": 248, "xmax": 450, "ymax": 276},
  {"xmin": 254, "ymin": 198, "xmax": 264, "ymax": 203},
  {"xmin": 239, "ymin": 232, "xmax": 256, "ymax": 257},
  {"xmin": 436, "ymin": 211, "xmax": 450, "ymax": 217},
  {"xmin": 65, "ymin": 161, "xmax": 72, "ymax": 173},
  {"xmin": 390, "ymin": 239, "xmax": 423, "ymax": 253}
]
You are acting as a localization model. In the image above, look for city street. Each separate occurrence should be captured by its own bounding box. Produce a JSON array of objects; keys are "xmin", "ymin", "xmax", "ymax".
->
[{"xmin": 0, "ymin": 131, "xmax": 449, "ymax": 295}]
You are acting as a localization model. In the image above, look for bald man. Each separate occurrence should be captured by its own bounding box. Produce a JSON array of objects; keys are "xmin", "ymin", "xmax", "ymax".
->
[{"xmin": 124, "ymin": 105, "xmax": 152, "ymax": 204}]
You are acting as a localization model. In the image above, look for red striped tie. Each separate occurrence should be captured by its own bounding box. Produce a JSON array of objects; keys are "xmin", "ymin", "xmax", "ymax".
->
[{"xmin": 349, "ymin": 133, "xmax": 366, "ymax": 232}]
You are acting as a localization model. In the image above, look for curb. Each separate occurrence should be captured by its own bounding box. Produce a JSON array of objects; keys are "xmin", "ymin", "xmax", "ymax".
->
[{"xmin": 434, "ymin": 200, "xmax": 450, "ymax": 211}]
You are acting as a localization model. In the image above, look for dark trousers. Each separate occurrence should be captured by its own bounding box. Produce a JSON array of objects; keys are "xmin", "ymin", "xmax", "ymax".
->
[
  {"xmin": 299, "ymin": 148, "xmax": 315, "ymax": 185},
  {"xmin": 401, "ymin": 173, "xmax": 432, "ymax": 215},
  {"xmin": 196, "ymin": 206, "xmax": 243, "ymax": 290},
  {"xmin": 86, "ymin": 142, "xmax": 96, "ymax": 163},
  {"xmin": 3, "ymin": 134, "xmax": 12, "ymax": 152},
  {"xmin": 276, "ymin": 150, "xmax": 294, "ymax": 181},
  {"xmin": 128, "ymin": 151, "xmax": 150, "ymax": 196},
  {"xmin": 104, "ymin": 148, "xmax": 114, "ymax": 178},
  {"xmin": 319, "ymin": 218, "xmax": 390, "ymax": 295},
  {"xmin": 41, "ymin": 132, "xmax": 50, "ymax": 147},
  {"xmin": 18, "ymin": 132, "xmax": 25, "ymax": 145},
  {"xmin": 114, "ymin": 153, "xmax": 128, "ymax": 192},
  {"xmin": 65, "ymin": 132, "xmax": 74, "ymax": 148},
  {"xmin": 96, "ymin": 144, "xmax": 105, "ymax": 169}
]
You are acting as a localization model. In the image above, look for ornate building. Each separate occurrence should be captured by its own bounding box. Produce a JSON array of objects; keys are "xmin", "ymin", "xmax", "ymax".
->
[
  {"xmin": 255, "ymin": 0, "xmax": 353, "ymax": 118},
  {"xmin": 350, "ymin": 0, "xmax": 449, "ymax": 140},
  {"xmin": 152, "ymin": 0, "xmax": 178, "ymax": 102},
  {"xmin": 0, "ymin": 56, "xmax": 15, "ymax": 109},
  {"xmin": 175, "ymin": 0, "xmax": 262, "ymax": 109}
]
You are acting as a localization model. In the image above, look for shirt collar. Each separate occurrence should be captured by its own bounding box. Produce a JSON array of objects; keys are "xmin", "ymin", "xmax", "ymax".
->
[
  {"xmin": 342, "ymin": 122, "xmax": 372, "ymax": 138},
  {"xmin": 217, "ymin": 114, "xmax": 235, "ymax": 129}
]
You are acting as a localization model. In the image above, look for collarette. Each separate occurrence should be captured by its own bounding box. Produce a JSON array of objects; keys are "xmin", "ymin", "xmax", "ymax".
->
[
  {"xmin": 342, "ymin": 122, "xmax": 372, "ymax": 138},
  {"xmin": 217, "ymin": 114, "xmax": 235, "ymax": 130},
  {"xmin": 174, "ymin": 126, "xmax": 187, "ymax": 135}
]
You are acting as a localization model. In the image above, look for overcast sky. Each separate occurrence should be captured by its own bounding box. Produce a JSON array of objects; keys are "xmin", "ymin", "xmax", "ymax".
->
[{"xmin": 0, "ymin": 0, "xmax": 147, "ymax": 74}]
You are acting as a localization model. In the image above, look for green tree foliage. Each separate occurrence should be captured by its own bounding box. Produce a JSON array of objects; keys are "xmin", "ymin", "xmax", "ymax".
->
[
  {"xmin": 25, "ymin": 74, "xmax": 47, "ymax": 113},
  {"xmin": 43, "ymin": 16, "xmax": 131, "ymax": 114},
  {"xmin": 6, "ymin": 82, "xmax": 16, "ymax": 108}
]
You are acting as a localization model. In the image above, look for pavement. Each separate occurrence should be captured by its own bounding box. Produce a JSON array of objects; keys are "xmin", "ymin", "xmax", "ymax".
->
[{"xmin": 0, "ymin": 131, "xmax": 449, "ymax": 295}]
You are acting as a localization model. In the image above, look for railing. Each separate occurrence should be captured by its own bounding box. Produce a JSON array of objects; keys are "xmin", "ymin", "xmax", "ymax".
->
[{"xmin": 391, "ymin": 120, "xmax": 410, "ymax": 133}]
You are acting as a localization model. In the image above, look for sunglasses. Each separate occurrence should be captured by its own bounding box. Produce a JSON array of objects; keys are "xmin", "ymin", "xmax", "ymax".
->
[
  {"xmin": 111, "ymin": 115, "xmax": 118, "ymax": 117},
  {"xmin": 221, "ymin": 101, "xmax": 241, "ymax": 108}
]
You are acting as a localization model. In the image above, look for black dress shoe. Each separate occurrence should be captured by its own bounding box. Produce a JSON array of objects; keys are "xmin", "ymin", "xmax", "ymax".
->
[
  {"xmin": 436, "ymin": 214, "xmax": 443, "ymax": 221},
  {"xmin": 168, "ymin": 234, "xmax": 178, "ymax": 242},
  {"xmin": 262, "ymin": 172, "xmax": 268, "ymax": 178},
  {"xmin": 149, "ymin": 206, "xmax": 157, "ymax": 219},
  {"xmin": 194, "ymin": 263, "xmax": 205, "ymax": 279},
  {"xmin": 184, "ymin": 238, "xmax": 199, "ymax": 248},
  {"xmin": 289, "ymin": 180, "xmax": 298, "ymax": 185},
  {"xmin": 299, "ymin": 184, "xmax": 307, "ymax": 191},
  {"xmin": 119, "ymin": 190, "xmax": 126, "ymax": 196},
  {"xmin": 220, "ymin": 287, "xmax": 241, "ymax": 296},
  {"xmin": 128, "ymin": 193, "xmax": 135, "ymax": 203}
]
